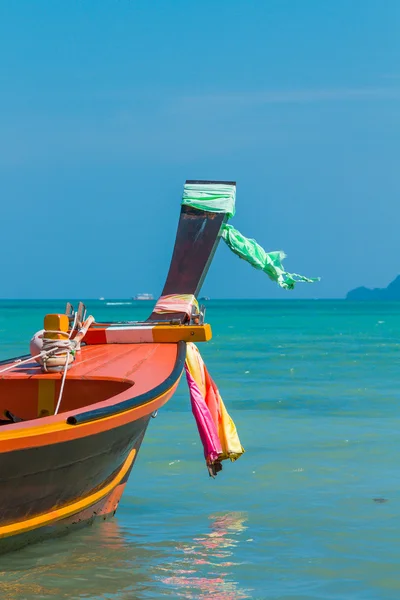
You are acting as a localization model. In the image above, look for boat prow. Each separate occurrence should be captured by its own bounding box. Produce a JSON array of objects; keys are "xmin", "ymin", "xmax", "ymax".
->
[{"xmin": 0, "ymin": 180, "xmax": 235, "ymax": 553}]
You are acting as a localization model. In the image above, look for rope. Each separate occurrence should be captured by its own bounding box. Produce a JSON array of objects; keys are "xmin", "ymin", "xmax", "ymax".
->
[
  {"xmin": 54, "ymin": 351, "xmax": 70, "ymax": 416},
  {"xmin": 0, "ymin": 353, "xmax": 45, "ymax": 375},
  {"xmin": 0, "ymin": 314, "xmax": 95, "ymax": 418},
  {"xmin": 0, "ymin": 335, "xmax": 76, "ymax": 376},
  {"xmin": 53, "ymin": 314, "xmax": 78, "ymax": 416},
  {"xmin": 40, "ymin": 333, "xmax": 76, "ymax": 372},
  {"xmin": 47, "ymin": 315, "xmax": 95, "ymax": 415}
]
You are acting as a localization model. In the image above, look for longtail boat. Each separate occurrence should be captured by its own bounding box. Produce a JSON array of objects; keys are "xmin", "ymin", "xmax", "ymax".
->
[{"xmin": 0, "ymin": 180, "xmax": 318, "ymax": 553}]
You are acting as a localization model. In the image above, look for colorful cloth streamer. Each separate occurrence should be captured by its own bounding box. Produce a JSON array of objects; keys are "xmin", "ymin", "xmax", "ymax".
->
[
  {"xmin": 222, "ymin": 224, "xmax": 320, "ymax": 290},
  {"xmin": 185, "ymin": 342, "xmax": 244, "ymax": 477},
  {"xmin": 153, "ymin": 294, "xmax": 199, "ymax": 319}
]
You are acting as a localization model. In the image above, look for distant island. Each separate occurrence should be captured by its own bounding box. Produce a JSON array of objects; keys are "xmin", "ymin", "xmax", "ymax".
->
[{"xmin": 346, "ymin": 275, "xmax": 400, "ymax": 300}]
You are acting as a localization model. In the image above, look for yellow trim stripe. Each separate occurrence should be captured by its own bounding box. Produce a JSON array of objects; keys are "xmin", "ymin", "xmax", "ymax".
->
[
  {"xmin": 0, "ymin": 380, "xmax": 178, "ymax": 443},
  {"xmin": 0, "ymin": 447, "xmax": 136, "ymax": 539},
  {"xmin": 38, "ymin": 380, "xmax": 55, "ymax": 417}
]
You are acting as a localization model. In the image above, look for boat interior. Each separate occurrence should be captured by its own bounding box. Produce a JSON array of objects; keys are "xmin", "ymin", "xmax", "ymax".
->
[
  {"xmin": 0, "ymin": 342, "xmax": 179, "ymax": 423},
  {"xmin": 0, "ymin": 378, "xmax": 132, "ymax": 421}
]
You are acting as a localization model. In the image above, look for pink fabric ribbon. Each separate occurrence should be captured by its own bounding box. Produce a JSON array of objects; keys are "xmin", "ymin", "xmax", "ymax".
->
[
  {"xmin": 185, "ymin": 366, "xmax": 222, "ymax": 463},
  {"xmin": 185, "ymin": 342, "xmax": 244, "ymax": 477}
]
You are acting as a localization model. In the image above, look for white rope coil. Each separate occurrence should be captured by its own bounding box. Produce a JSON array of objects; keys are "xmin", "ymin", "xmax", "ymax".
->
[
  {"xmin": 0, "ymin": 314, "xmax": 95, "ymax": 417},
  {"xmin": 40, "ymin": 335, "xmax": 76, "ymax": 373}
]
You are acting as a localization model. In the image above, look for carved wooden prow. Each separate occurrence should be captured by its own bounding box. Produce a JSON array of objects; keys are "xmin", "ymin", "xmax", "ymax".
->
[{"xmin": 147, "ymin": 180, "xmax": 235, "ymax": 323}]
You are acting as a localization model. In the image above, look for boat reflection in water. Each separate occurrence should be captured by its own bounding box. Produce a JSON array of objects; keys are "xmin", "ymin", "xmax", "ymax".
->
[
  {"xmin": 0, "ymin": 520, "xmax": 155, "ymax": 599},
  {"xmin": 0, "ymin": 512, "xmax": 250, "ymax": 600},
  {"xmin": 159, "ymin": 511, "xmax": 251, "ymax": 600}
]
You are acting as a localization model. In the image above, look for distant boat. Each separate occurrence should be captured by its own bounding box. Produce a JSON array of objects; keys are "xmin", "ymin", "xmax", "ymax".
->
[
  {"xmin": 106, "ymin": 302, "xmax": 132, "ymax": 306},
  {"xmin": 133, "ymin": 293, "xmax": 154, "ymax": 301},
  {"xmin": 99, "ymin": 297, "xmax": 105, "ymax": 301},
  {"xmin": 199, "ymin": 296, "xmax": 210, "ymax": 301}
]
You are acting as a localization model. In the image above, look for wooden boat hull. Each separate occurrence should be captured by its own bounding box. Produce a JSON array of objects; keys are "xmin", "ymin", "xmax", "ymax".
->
[
  {"xmin": 0, "ymin": 415, "xmax": 149, "ymax": 525},
  {"xmin": 0, "ymin": 342, "xmax": 185, "ymax": 553},
  {"xmin": 0, "ymin": 439, "xmax": 138, "ymax": 554}
]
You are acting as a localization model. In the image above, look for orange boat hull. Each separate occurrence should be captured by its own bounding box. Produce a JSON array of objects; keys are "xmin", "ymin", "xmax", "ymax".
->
[{"xmin": 0, "ymin": 341, "xmax": 185, "ymax": 553}]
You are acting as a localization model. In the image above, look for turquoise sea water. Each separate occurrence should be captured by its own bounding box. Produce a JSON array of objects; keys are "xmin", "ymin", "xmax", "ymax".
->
[{"xmin": 0, "ymin": 299, "xmax": 400, "ymax": 599}]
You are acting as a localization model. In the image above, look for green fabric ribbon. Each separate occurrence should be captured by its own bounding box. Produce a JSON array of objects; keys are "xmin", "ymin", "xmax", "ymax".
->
[
  {"xmin": 182, "ymin": 183, "xmax": 236, "ymax": 218},
  {"xmin": 181, "ymin": 182, "xmax": 320, "ymax": 289},
  {"xmin": 221, "ymin": 224, "xmax": 320, "ymax": 290}
]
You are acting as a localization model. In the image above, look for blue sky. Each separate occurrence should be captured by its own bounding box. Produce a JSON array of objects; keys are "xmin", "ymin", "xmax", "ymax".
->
[{"xmin": 1, "ymin": 0, "xmax": 399, "ymax": 298}]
